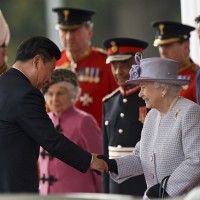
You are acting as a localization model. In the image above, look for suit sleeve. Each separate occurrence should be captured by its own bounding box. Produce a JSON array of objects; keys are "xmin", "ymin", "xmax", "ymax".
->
[{"xmin": 16, "ymin": 89, "xmax": 92, "ymax": 173}]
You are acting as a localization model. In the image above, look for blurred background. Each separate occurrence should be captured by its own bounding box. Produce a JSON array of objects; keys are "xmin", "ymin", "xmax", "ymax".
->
[{"xmin": 0, "ymin": 0, "xmax": 191, "ymax": 66}]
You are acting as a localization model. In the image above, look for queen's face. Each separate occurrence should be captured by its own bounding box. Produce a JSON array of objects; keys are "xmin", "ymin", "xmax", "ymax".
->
[{"xmin": 138, "ymin": 81, "xmax": 163, "ymax": 109}]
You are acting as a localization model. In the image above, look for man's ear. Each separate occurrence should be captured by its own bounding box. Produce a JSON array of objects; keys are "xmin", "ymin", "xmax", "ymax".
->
[{"xmin": 32, "ymin": 55, "xmax": 42, "ymax": 69}]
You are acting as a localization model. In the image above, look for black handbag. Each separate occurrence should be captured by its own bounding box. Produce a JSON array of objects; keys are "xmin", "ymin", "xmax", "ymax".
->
[{"xmin": 159, "ymin": 175, "xmax": 170, "ymax": 199}]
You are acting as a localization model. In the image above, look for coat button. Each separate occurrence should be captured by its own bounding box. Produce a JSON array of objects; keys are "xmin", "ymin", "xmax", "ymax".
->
[
  {"xmin": 123, "ymin": 98, "xmax": 127, "ymax": 103},
  {"xmin": 105, "ymin": 120, "xmax": 109, "ymax": 126},
  {"xmin": 118, "ymin": 129, "xmax": 123, "ymax": 134},
  {"xmin": 120, "ymin": 113, "xmax": 125, "ymax": 118},
  {"xmin": 150, "ymin": 156, "xmax": 153, "ymax": 161},
  {"xmin": 150, "ymin": 173, "xmax": 154, "ymax": 179}
]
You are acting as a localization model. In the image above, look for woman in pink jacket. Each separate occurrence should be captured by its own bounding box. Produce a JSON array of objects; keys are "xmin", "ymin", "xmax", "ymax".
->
[{"xmin": 39, "ymin": 68, "xmax": 102, "ymax": 195}]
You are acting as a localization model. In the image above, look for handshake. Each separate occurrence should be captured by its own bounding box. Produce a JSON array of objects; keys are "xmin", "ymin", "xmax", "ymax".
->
[{"xmin": 90, "ymin": 154, "xmax": 118, "ymax": 175}]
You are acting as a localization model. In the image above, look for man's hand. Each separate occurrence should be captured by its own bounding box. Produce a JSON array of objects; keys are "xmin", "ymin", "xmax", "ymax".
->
[
  {"xmin": 97, "ymin": 154, "xmax": 118, "ymax": 174},
  {"xmin": 90, "ymin": 153, "xmax": 108, "ymax": 175}
]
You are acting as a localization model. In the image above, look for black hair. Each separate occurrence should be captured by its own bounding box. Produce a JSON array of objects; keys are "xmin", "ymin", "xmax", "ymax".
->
[{"xmin": 14, "ymin": 36, "xmax": 61, "ymax": 62}]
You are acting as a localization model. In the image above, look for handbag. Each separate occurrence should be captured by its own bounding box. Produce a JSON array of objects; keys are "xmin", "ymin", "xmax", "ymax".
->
[{"xmin": 159, "ymin": 175, "xmax": 170, "ymax": 199}]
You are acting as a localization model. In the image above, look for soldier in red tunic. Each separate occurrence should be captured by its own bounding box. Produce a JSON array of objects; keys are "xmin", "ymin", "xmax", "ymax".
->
[
  {"xmin": 52, "ymin": 7, "xmax": 117, "ymax": 128},
  {"xmin": 152, "ymin": 21, "xmax": 198, "ymax": 102}
]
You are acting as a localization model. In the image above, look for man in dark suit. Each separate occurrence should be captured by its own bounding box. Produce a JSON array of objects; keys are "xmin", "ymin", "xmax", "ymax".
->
[
  {"xmin": 102, "ymin": 38, "xmax": 148, "ymax": 196},
  {"xmin": 0, "ymin": 36, "xmax": 107, "ymax": 193}
]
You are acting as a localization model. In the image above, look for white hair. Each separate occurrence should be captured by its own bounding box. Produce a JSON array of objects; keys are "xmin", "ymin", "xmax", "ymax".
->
[
  {"xmin": 153, "ymin": 82, "xmax": 182, "ymax": 97},
  {"xmin": 59, "ymin": 82, "xmax": 81, "ymax": 104},
  {"xmin": 45, "ymin": 82, "xmax": 81, "ymax": 104}
]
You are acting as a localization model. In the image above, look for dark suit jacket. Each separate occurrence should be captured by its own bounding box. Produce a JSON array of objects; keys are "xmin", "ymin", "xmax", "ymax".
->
[
  {"xmin": 0, "ymin": 68, "xmax": 92, "ymax": 193},
  {"xmin": 102, "ymin": 87, "xmax": 147, "ymax": 195}
]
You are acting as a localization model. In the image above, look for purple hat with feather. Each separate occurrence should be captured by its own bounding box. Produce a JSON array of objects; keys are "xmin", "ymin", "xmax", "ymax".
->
[{"xmin": 126, "ymin": 53, "xmax": 190, "ymax": 86}]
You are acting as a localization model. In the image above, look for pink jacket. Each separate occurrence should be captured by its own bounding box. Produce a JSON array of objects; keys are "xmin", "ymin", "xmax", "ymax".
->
[{"xmin": 39, "ymin": 106, "xmax": 102, "ymax": 195}]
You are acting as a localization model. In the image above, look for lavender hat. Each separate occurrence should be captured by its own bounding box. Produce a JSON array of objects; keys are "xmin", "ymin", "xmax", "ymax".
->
[{"xmin": 126, "ymin": 53, "xmax": 190, "ymax": 86}]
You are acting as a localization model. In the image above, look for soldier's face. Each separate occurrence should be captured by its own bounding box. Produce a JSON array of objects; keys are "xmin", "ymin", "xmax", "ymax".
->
[
  {"xmin": 110, "ymin": 58, "xmax": 134, "ymax": 86},
  {"xmin": 158, "ymin": 41, "xmax": 189, "ymax": 64},
  {"xmin": 196, "ymin": 23, "xmax": 200, "ymax": 41},
  {"xmin": 58, "ymin": 25, "xmax": 93, "ymax": 55}
]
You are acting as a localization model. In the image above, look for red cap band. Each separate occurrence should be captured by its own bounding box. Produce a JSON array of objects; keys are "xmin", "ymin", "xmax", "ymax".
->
[{"xmin": 108, "ymin": 46, "xmax": 144, "ymax": 55}]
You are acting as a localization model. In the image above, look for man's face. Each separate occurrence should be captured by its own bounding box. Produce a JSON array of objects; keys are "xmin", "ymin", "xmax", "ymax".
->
[
  {"xmin": 58, "ymin": 25, "xmax": 93, "ymax": 55},
  {"xmin": 158, "ymin": 41, "xmax": 189, "ymax": 64},
  {"xmin": 110, "ymin": 57, "xmax": 134, "ymax": 86},
  {"xmin": 196, "ymin": 22, "xmax": 200, "ymax": 41},
  {"xmin": 32, "ymin": 55, "xmax": 56, "ymax": 90}
]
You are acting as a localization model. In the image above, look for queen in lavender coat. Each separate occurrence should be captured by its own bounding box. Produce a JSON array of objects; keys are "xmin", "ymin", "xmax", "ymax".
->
[
  {"xmin": 39, "ymin": 69, "xmax": 102, "ymax": 195},
  {"xmin": 99, "ymin": 55, "xmax": 200, "ymax": 199}
]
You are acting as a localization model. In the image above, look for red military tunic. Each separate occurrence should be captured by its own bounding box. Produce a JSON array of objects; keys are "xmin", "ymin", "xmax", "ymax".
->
[
  {"xmin": 178, "ymin": 58, "xmax": 198, "ymax": 103},
  {"xmin": 56, "ymin": 47, "xmax": 117, "ymax": 128}
]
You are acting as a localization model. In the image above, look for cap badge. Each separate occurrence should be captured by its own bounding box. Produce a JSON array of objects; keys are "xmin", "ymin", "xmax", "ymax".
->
[
  {"xmin": 111, "ymin": 41, "xmax": 118, "ymax": 53},
  {"xmin": 159, "ymin": 24, "xmax": 165, "ymax": 35},
  {"xmin": 63, "ymin": 10, "xmax": 70, "ymax": 21}
]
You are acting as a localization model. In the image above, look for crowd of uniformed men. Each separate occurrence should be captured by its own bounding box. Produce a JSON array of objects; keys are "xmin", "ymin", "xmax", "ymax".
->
[{"xmin": 0, "ymin": 5, "xmax": 200, "ymax": 198}]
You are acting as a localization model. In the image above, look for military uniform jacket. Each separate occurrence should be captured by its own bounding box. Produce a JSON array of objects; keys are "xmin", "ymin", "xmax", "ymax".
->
[
  {"xmin": 178, "ymin": 58, "xmax": 198, "ymax": 102},
  {"xmin": 110, "ymin": 97, "xmax": 200, "ymax": 197},
  {"xmin": 39, "ymin": 106, "xmax": 102, "ymax": 194},
  {"xmin": 102, "ymin": 86, "xmax": 147, "ymax": 195},
  {"xmin": 56, "ymin": 47, "xmax": 117, "ymax": 128},
  {"xmin": 0, "ymin": 68, "xmax": 92, "ymax": 193}
]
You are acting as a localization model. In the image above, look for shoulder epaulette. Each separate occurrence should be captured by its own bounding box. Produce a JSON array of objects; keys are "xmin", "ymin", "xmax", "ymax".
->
[
  {"xmin": 96, "ymin": 47, "xmax": 108, "ymax": 55},
  {"xmin": 103, "ymin": 88, "xmax": 120, "ymax": 102}
]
